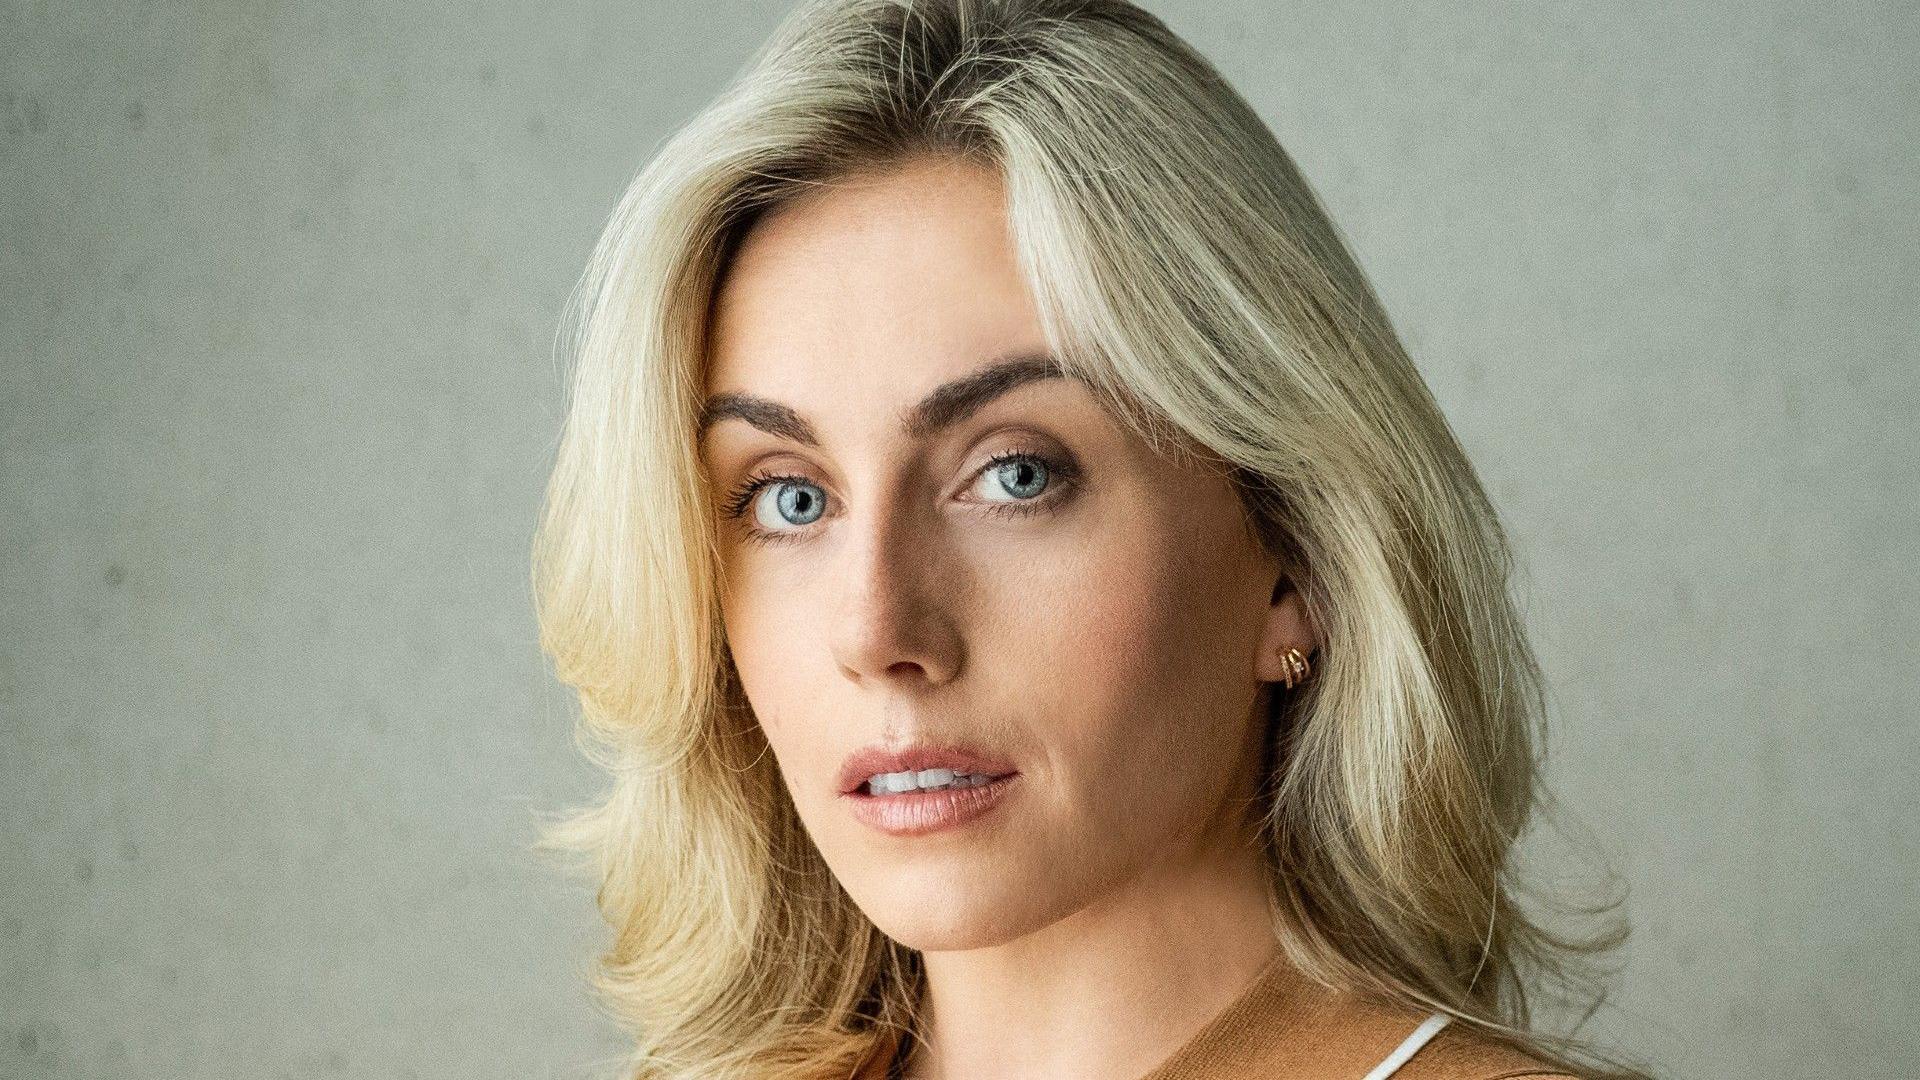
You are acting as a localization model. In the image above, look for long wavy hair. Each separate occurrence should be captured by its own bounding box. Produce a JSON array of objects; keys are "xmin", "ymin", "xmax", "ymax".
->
[{"xmin": 531, "ymin": 1, "xmax": 1646, "ymax": 1077}]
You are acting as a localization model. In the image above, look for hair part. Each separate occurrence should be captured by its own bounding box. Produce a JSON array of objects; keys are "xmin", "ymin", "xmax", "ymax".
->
[{"xmin": 532, "ymin": 1, "xmax": 1645, "ymax": 1076}]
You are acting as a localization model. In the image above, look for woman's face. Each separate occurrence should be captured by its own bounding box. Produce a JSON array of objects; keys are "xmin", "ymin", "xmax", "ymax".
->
[{"xmin": 699, "ymin": 154, "xmax": 1305, "ymax": 950}]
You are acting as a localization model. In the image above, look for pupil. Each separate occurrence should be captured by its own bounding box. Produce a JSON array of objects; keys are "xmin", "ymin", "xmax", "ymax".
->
[
  {"xmin": 1002, "ymin": 459, "xmax": 1046, "ymax": 498},
  {"xmin": 779, "ymin": 485, "xmax": 822, "ymax": 524}
]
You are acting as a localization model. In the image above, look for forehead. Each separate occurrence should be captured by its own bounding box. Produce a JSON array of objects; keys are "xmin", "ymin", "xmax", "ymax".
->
[{"xmin": 703, "ymin": 156, "xmax": 1047, "ymax": 405}]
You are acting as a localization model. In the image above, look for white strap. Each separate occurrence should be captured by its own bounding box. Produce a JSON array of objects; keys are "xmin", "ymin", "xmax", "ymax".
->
[{"xmin": 1360, "ymin": 1012, "xmax": 1451, "ymax": 1080}]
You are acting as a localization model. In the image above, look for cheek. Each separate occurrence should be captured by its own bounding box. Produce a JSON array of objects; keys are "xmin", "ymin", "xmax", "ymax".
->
[
  {"xmin": 719, "ymin": 584, "xmax": 830, "ymax": 783},
  {"xmin": 1004, "ymin": 509, "xmax": 1263, "ymax": 805}
]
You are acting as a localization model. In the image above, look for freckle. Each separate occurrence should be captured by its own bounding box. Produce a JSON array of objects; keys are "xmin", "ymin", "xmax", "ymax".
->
[
  {"xmin": 75, "ymin": 858, "xmax": 95, "ymax": 884},
  {"xmin": 105, "ymin": 563, "xmax": 126, "ymax": 587},
  {"xmin": 18, "ymin": 1026, "xmax": 37, "ymax": 1055}
]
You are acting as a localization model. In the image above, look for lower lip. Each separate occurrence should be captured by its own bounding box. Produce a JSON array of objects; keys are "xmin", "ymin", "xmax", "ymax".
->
[{"xmin": 842, "ymin": 774, "xmax": 1020, "ymax": 836}]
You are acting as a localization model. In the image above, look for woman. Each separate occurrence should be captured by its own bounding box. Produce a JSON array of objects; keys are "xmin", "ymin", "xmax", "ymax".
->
[{"xmin": 532, "ymin": 1, "xmax": 1647, "ymax": 1078}]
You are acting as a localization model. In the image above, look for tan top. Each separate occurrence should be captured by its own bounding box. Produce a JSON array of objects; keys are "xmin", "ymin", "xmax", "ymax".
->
[{"xmin": 855, "ymin": 950, "xmax": 1578, "ymax": 1080}]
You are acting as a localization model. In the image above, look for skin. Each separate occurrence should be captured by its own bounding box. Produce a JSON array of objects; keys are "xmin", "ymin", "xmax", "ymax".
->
[{"xmin": 698, "ymin": 153, "xmax": 1321, "ymax": 1080}]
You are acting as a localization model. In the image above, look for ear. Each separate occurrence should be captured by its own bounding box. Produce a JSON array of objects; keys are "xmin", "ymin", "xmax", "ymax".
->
[{"xmin": 1253, "ymin": 569, "xmax": 1320, "ymax": 684}]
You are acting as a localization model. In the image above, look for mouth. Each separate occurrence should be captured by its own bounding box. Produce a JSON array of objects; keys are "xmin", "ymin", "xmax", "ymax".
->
[
  {"xmin": 835, "ymin": 742, "xmax": 1020, "ymax": 797},
  {"xmin": 848, "ymin": 767, "xmax": 1018, "ymax": 797},
  {"xmin": 840, "ymin": 772, "xmax": 1022, "ymax": 837}
]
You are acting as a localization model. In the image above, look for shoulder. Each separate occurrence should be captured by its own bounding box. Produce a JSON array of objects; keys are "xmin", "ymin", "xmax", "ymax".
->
[
  {"xmin": 1388, "ymin": 1015, "xmax": 1582, "ymax": 1080},
  {"xmin": 1265, "ymin": 972, "xmax": 1580, "ymax": 1080},
  {"xmin": 1150, "ymin": 954, "xmax": 1583, "ymax": 1080}
]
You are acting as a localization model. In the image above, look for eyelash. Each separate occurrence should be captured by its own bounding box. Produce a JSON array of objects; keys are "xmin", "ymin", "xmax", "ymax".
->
[{"xmin": 720, "ymin": 448, "xmax": 1080, "ymax": 548}]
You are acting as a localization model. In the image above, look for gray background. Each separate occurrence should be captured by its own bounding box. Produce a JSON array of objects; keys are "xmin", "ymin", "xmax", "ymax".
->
[{"xmin": 3, "ymin": 1, "xmax": 1914, "ymax": 1077}]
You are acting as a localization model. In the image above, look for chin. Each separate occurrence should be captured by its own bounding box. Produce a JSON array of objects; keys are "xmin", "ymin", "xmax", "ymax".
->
[
  {"xmin": 842, "ymin": 862, "xmax": 1074, "ymax": 952},
  {"xmin": 868, "ymin": 904, "xmax": 1038, "ymax": 953}
]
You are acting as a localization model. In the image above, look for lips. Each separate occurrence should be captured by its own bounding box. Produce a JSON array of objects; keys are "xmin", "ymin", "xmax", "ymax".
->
[{"xmin": 836, "ymin": 742, "xmax": 1019, "ymax": 796}]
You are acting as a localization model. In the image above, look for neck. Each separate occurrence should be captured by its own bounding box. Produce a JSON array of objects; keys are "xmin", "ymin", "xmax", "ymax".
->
[{"xmin": 897, "ymin": 824, "xmax": 1283, "ymax": 1080}]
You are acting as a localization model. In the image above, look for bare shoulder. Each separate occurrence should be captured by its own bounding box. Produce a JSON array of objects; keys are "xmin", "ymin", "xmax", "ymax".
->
[{"xmin": 1393, "ymin": 1018, "xmax": 1584, "ymax": 1080}]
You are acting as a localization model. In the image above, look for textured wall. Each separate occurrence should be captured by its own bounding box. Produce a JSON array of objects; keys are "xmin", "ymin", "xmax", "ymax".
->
[{"xmin": 3, "ymin": 2, "xmax": 1914, "ymax": 1077}]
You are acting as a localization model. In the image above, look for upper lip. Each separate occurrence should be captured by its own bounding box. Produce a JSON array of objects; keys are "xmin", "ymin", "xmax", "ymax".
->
[{"xmin": 837, "ymin": 742, "xmax": 1019, "ymax": 795}]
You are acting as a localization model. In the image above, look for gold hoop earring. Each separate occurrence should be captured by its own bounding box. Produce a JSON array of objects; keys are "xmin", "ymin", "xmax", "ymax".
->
[{"xmin": 1279, "ymin": 647, "xmax": 1312, "ymax": 689}]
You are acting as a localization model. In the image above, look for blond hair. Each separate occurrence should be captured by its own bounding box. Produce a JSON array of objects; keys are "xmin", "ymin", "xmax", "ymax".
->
[{"xmin": 531, "ymin": 1, "xmax": 1645, "ymax": 1076}]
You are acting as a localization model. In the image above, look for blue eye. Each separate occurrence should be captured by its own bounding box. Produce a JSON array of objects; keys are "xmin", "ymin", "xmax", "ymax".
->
[
  {"xmin": 979, "ymin": 454, "xmax": 1051, "ymax": 502},
  {"xmin": 721, "ymin": 449, "xmax": 1078, "ymax": 547},
  {"xmin": 757, "ymin": 479, "xmax": 826, "ymax": 529}
]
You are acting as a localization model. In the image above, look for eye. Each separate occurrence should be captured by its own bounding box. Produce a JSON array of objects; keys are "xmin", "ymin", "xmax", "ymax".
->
[
  {"xmin": 753, "ymin": 476, "xmax": 827, "ymax": 531},
  {"xmin": 719, "ymin": 447, "xmax": 1079, "ymax": 547},
  {"xmin": 721, "ymin": 472, "xmax": 826, "ymax": 536},
  {"xmin": 972, "ymin": 451, "xmax": 1056, "ymax": 505}
]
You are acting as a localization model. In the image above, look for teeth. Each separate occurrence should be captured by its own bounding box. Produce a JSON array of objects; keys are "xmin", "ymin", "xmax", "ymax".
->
[{"xmin": 864, "ymin": 769, "xmax": 998, "ymax": 795}]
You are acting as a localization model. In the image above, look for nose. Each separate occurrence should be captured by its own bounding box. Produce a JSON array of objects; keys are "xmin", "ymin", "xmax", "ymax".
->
[{"xmin": 826, "ymin": 495, "xmax": 964, "ymax": 688}]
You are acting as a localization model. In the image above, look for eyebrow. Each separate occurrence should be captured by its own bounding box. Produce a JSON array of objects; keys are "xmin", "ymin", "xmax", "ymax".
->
[{"xmin": 697, "ymin": 351, "xmax": 1068, "ymax": 447}]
